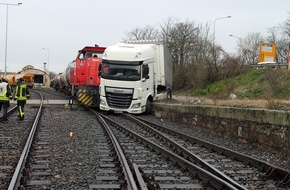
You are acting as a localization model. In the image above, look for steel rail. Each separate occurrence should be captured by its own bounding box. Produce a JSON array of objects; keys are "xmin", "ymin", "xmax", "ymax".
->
[
  {"xmin": 8, "ymin": 90, "xmax": 44, "ymax": 190},
  {"xmin": 135, "ymin": 115, "xmax": 290, "ymax": 187},
  {"xmin": 87, "ymin": 108, "xmax": 138, "ymax": 190},
  {"xmin": 132, "ymin": 163, "xmax": 148, "ymax": 190},
  {"xmin": 99, "ymin": 112, "xmax": 239, "ymax": 190},
  {"xmin": 125, "ymin": 114, "xmax": 247, "ymax": 190}
]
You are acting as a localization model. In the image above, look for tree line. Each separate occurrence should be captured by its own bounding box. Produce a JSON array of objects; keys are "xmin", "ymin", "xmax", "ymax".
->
[{"xmin": 123, "ymin": 16, "xmax": 290, "ymax": 91}]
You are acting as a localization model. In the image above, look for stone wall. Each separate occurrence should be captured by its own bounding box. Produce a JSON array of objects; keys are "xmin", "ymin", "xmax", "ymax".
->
[{"xmin": 152, "ymin": 103, "xmax": 290, "ymax": 158}]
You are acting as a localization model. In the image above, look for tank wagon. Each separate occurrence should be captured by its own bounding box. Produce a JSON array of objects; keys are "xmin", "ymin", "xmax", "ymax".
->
[{"xmin": 52, "ymin": 45, "xmax": 106, "ymax": 107}]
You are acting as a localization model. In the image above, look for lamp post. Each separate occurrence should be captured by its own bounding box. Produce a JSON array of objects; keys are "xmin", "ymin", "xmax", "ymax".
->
[
  {"xmin": 229, "ymin": 34, "xmax": 242, "ymax": 48},
  {"xmin": 229, "ymin": 34, "xmax": 247, "ymax": 65},
  {"xmin": 0, "ymin": 2, "xmax": 22, "ymax": 76},
  {"xmin": 42, "ymin": 48, "xmax": 50, "ymax": 72},
  {"xmin": 213, "ymin": 15, "xmax": 231, "ymax": 44},
  {"xmin": 229, "ymin": 34, "xmax": 243, "ymax": 50},
  {"xmin": 229, "ymin": 34, "xmax": 241, "ymax": 40}
]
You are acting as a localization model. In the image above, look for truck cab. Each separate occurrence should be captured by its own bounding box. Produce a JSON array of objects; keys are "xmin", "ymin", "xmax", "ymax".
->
[{"xmin": 99, "ymin": 41, "xmax": 172, "ymax": 114}]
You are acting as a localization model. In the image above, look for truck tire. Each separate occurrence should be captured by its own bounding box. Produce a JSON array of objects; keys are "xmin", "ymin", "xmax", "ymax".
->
[{"xmin": 145, "ymin": 99, "xmax": 152, "ymax": 114}]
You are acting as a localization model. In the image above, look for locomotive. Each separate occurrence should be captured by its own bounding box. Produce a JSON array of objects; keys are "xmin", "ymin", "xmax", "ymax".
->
[{"xmin": 51, "ymin": 45, "xmax": 106, "ymax": 107}]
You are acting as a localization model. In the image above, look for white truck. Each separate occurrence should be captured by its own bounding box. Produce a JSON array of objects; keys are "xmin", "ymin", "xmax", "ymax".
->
[{"xmin": 99, "ymin": 40, "xmax": 172, "ymax": 114}]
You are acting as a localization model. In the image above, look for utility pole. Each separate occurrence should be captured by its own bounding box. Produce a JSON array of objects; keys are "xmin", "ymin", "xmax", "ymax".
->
[{"xmin": 0, "ymin": 2, "xmax": 22, "ymax": 76}]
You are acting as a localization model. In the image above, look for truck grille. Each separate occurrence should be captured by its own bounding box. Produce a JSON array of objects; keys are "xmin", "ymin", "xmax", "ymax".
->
[{"xmin": 105, "ymin": 87, "xmax": 133, "ymax": 109}]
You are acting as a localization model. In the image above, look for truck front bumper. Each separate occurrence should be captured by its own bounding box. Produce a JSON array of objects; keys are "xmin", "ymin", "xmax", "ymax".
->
[{"xmin": 100, "ymin": 97, "xmax": 145, "ymax": 114}]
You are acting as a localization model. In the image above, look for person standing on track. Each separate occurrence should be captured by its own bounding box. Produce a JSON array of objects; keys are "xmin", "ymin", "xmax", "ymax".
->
[
  {"xmin": 0, "ymin": 78, "xmax": 13, "ymax": 121},
  {"xmin": 14, "ymin": 78, "xmax": 30, "ymax": 120}
]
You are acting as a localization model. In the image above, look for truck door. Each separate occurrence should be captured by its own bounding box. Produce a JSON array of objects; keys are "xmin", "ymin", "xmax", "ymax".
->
[{"xmin": 142, "ymin": 63, "xmax": 154, "ymax": 99}]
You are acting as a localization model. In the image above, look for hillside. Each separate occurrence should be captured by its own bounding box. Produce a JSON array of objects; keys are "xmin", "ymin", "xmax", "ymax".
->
[{"xmin": 172, "ymin": 67, "xmax": 290, "ymax": 110}]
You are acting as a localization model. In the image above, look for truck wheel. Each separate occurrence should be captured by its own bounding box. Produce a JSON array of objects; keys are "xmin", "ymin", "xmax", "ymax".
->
[{"xmin": 145, "ymin": 99, "xmax": 152, "ymax": 114}]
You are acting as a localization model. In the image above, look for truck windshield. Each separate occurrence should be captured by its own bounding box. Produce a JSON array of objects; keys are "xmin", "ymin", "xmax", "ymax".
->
[{"xmin": 101, "ymin": 63, "xmax": 141, "ymax": 81}]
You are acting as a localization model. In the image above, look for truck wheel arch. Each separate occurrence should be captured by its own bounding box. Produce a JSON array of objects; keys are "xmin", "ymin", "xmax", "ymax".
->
[{"xmin": 145, "ymin": 96, "xmax": 153, "ymax": 114}]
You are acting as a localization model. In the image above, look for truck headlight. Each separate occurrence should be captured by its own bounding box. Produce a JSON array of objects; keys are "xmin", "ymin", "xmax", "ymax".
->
[{"xmin": 131, "ymin": 103, "xmax": 141, "ymax": 108}]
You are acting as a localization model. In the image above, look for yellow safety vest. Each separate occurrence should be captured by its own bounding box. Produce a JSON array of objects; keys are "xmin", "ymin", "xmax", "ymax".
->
[
  {"xmin": 15, "ymin": 83, "xmax": 29, "ymax": 100},
  {"xmin": 0, "ymin": 82, "xmax": 12, "ymax": 101}
]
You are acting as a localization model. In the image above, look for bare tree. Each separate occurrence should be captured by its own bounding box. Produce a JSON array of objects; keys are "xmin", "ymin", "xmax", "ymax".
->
[
  {"xmin": 190, "ymin": 22, "xmax": 223, "ymax": 84},
  {"xmin": 120, "ymin": 13, "xmax": 290, "ymax": 93},
  {"xmin": 266, "ymin": 14, "xmax": 290, "ymax": 64},
  {"xmin": 238, "ymin": 32, "xmax": 262, "ymax": 65},
  {"xmin": 159, "ymin": 18, "xmax": 201, "ymax": 88},
  {"xmin": 49, "ymin": 71, "xmax": 57, "ymax": 81},
  {"xmin": 160, "ymin": 18, "xmax": 199, "ymax": 66},
  {"xmin": 285, "ymin": 13, "xmax": 290, "ymax": 37},
  {"xmin": 123, "ymin": 17, "xmax": 249, "ymax": 90},
  {"xmin": 267, "ymin": 26, "xmax": 287, "ymax": 64},
  {"xmin": 124, "ymin": 25, "xmax": 159, "ymax": 41},
  {"xmin": 281, "ymin": 15, "xmax": 290, "ymax": 58}
]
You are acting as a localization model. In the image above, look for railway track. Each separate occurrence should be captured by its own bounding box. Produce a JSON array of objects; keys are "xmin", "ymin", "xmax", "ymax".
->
[
  {"xmin": 0, "ymin": 89, "xmax": 70, "ymax": 189},
  {"xmin": 98, "ymin": 112, "xmax": 290, "ymax": 189},
  {"xmin": 0, "ymin": 87, "xmax": 289, "ymax": 189},
  {"xmin": 0, "ymin": 90, "xmax": 45, "ymax": 189},
  {"xmin": 1, "ymin": 88, "xmax": 138, "ymax": 189},
  {"xmin": 32, "ymin": 87, "xmax": 71, "ymax": 100},
  {"xmin": 129, "ymin": 115, "xmax": 290, "ymax": 188},
  {"xmin": 94, "ymin": 112, "xmax": 290, "ymax": 189},
  {"xmin": 90, "ymin": 110, "xmax": 239, "ymax": 189}
]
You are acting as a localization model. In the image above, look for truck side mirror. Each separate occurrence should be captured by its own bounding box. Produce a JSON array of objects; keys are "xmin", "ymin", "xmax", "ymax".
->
[{"xmin": 98, "ymin": 64, "xmax": 102, "ymax": 76}]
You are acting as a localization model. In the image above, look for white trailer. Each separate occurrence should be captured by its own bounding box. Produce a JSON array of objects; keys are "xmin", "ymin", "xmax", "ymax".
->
[{"xmin": 99, "ymin": 40, "xmax": 172, "ymax": 114}]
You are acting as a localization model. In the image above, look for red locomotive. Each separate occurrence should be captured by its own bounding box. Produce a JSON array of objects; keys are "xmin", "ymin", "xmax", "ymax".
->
[{"xmin": 51, "ymin": 45, "xmax": 106, "ymax": 107}]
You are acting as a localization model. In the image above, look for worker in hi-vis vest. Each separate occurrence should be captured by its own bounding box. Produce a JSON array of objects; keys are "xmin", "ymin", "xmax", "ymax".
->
[
  {"xmin": 0, "ymin": 78, "xmax": 13, "ymax": 121},
  {"xmin": 14, "ymin": 78, "xmax": 30, "ymax": 120}
]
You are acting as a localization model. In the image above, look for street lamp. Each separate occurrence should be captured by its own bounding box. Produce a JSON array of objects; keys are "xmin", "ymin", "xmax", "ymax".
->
[
  {"xmin": 213, "ymin": 15, "xmax": 231, "ymax": 44},
  {"xmin": 229, "ymin": 34, "xmax": 241, "ymax": 40},
  {"xmin": 229, "ymin": 34, "xmax": 247, "ymax": 64},
  {"xmin": 0, "ymin": 2, "xmax": 22, "ymax": 76},
  {"xmin": 229, "ymin": 34, "xmax": 242, "ymax": 50},
  {"xmin": 42, "ymin": 48, "xmax": 50, "ymax": 72}
]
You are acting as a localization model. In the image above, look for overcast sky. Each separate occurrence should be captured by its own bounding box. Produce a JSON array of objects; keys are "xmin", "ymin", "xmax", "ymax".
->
[{"xmin": 0, "ymin": 0, "xmax": 289, "ymax": 74}]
